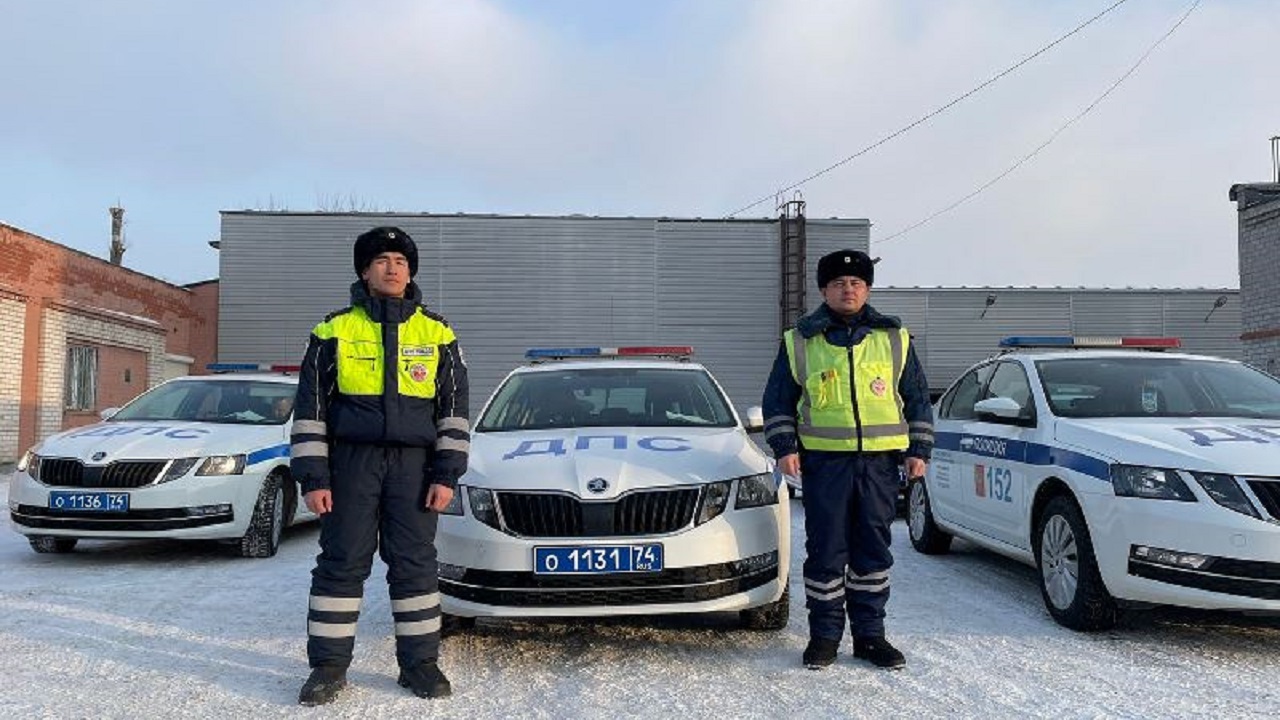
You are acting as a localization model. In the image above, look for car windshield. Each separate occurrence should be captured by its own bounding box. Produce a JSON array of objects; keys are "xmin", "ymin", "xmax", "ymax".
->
[
  {"xmin": 1036, "ymin": 356, "xmax": 1280, "ymax": 419},
  {"xmin": 477, "ymin": 367, "xmax": 736, "ymax": 432},
  {"xmin": 109, "ymin": 380, "xmax": 297, "ymax": 425}
]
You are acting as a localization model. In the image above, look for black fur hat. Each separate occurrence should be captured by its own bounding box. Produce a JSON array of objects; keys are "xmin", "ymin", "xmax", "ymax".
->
[
  {"xmin": 353, "ymin": 226, "xmax": 418, "ymax": 278},
  {"xmin": 817, "ymin": 249, "xmax": 874, "ymax": 288}
]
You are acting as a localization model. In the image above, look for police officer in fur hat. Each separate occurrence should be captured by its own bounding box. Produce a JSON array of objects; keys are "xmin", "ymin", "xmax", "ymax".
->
[
  {"xmin": 291, "ymin": 226, "xmax": 469, "ymax": 704},
  {"xmin": 762, "ymin": 249, "xmax": 933, "ymax": 670}
]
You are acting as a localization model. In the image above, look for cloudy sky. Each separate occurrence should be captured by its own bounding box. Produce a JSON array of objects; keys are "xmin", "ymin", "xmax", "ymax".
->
[{"xmin": 1, "ymin": 0, "xmax": 1275, "ymax": 288}]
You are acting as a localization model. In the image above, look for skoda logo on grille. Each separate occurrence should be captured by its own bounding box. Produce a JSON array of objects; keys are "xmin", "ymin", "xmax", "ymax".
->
[
  {"xmin": 586, "ymin": 477, "xmax": 609, "ymax": 494},
  {"xmin": 91, "ymin": 451, "xmax": 107, "ymax": 462}
]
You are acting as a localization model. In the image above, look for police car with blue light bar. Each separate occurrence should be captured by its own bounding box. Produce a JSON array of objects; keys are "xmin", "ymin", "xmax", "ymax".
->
[
  {"xmin": 9, "ymin": 365, "xmax": 317, "ymax": 558},
  {"xmin": 436, "ymin": 346, "xmax": 792, "ymax": 630},
  {"xmin": 909, "ymin": 336, "xmax": 1280, "ymax": 630}
]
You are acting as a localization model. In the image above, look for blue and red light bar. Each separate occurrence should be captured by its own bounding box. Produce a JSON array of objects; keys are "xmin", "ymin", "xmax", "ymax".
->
[
  {"xmin": 206, "ymin": 363, "xmax": 302, "ymax": 373},
  {"xmin": 998, "ymin": 336, "xmax": 1181, "ymax": 349},
  {"xmin": 525, "ymin": 346, "xmax": 694, "ymax": 361}
]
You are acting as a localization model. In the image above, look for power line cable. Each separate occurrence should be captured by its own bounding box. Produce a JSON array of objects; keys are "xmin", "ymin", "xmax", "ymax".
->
[
  {"xmin": 724, "ymin": 0, "xmax": 1134, "ymax": 218},
  {"xmin": 875, "ymin": 0, "xmax": 1201, "ymax": 247}
]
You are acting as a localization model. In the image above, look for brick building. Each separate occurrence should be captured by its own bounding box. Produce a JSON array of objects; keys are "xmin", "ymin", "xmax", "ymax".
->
[
  {"xmin": 0, "ymin": 222, "xmax": 218, "ymax": 463},
  {"xmin": 1229, "ymin": 183, "xmax": 1280, "ymax": 373}
]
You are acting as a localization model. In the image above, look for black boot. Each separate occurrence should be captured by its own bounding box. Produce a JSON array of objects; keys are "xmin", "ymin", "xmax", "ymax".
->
[
  {"xmin": 398, "ymin": 660, "xmax": 452, "ymax": 698},
  {"xmin": 853, "ymin": 636, "xmax": 906, "ymax": 669},
  {"xmin": 298, "ymin": 666, "xmax": 347, "ymax": 706},
  {"xmin": 802, "ymin": 637, "xmax": 840, "ymax": 670}
]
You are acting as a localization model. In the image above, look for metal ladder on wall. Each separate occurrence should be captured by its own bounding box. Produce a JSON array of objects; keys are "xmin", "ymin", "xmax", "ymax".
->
[{"xmin": 778, "ymin": 198, "xmax": 807, "ymax": 332}]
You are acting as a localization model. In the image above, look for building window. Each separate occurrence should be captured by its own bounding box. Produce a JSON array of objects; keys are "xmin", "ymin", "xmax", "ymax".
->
[{"xmin": 65, "ymin": 345, "xmax": 98, "ymax": 411}]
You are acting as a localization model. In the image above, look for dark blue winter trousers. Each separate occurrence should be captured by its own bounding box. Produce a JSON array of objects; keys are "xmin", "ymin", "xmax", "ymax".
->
[
  {"xmin": 306, "ymin": 444, "xmax": 442, "ymax": 670},
  {"xmin": 800, "ymin": 450, "xmax": 900, "ymax": 641}
]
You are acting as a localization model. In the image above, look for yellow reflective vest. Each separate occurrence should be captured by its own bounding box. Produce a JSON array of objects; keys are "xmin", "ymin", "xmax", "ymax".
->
[
  {"xmin": 783, "ymin": 327, "xmax": 910, "ymax": 452},
  {"xmin": 313, "ymin": 305, "xmax": 456, "ymax": 399}
]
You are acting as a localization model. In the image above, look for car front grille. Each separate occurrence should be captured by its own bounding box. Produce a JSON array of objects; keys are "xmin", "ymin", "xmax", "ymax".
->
[
  {"xmin": 38, "ymin": 458, "xmax": 167, "ymax": 489},
  {"xmin": 497, "ymin": 488, "xmax": 701, "ymax": 538},
  {"xmin": 1246, "ymin": 479, "xmax": 1280, "ymax": 521}
]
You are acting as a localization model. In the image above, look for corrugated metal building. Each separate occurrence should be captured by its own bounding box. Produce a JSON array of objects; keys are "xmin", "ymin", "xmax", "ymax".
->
[
  {"xmin": 218, "ymin": 211, "xmax": 867, "ymax": 413},
  {"xmin": 872, "ymin": 287, "xmax": 1242, "ymax": 394},
  {"xmin": 218, "ymin": 211, "xmax": 1243, "ymax": 409}
]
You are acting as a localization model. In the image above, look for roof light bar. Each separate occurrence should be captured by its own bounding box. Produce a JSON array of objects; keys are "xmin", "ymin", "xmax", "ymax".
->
[
  {"xmin": 206, "ymin": 363, "xmax": 301, "ymax": 373},
  {"xmin": 524, "ymin": 346, "xmax": 695, "ymax": 361},
  {"xmin": 998, "ymin": 336, "xmax": 1181, "ymax": 349}
]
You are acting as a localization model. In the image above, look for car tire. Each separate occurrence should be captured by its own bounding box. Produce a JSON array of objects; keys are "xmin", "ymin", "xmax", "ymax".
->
[
  {"xmin": 907, "ymin": 477, "xmax": 951, "ymax": 554},
  {"xmin": 441, "ymin": 613, "xmax": 477, "ymax": 638},
  {"xmin": 741, "ymin": 586, "xmax": 790, "ymax": 631},
  {"xmin": 238, "ymin": 472, "xmax": 285, "ymax": 559},
  {"xmin": 1035, "ymin": 494, "xmax": 1117, "ymax": 631},
  {"xmin": 29, "ymin": 535, "xmax": 78, "ymax": 554}
]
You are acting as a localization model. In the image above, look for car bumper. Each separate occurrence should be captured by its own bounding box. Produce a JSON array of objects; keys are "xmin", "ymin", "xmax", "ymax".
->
[
  {"xmin": 1083, "ymin": 494, "xmax": 1280, "ymax": 611},
  {"xmin": 437, "ymin": 503, "xmax": 790, "ymax": 617},
  {"xmin": 7, "ymin": 470, "xmax": 265, "ymax": 540}
]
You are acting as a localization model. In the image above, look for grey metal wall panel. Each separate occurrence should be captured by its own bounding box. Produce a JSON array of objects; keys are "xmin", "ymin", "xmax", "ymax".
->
[
  {"xmin": 219, "ymin": 212, "xmax": 870, "ymax": 415},
  {"xmin": 927, "ymin": 290, "xmax": 1073, "ymax": 389},
  {"xmin": 871, "ymin": 288, "xmax": 1242, "ymax": 393},
  {"xmin": 1071, "ymin": 294, "xmax": 1164, "ymax": 336},
  {"xmin": 1161, "ymin": 292, "xmax": 1242, "ymax": 360},
  {"xmin": 654, "ymin": 221, "xmax": 780, "ymax": 415},
  {"xmin": 221, "ymin": 212, "xmax": 1238, "ymax": 410}
]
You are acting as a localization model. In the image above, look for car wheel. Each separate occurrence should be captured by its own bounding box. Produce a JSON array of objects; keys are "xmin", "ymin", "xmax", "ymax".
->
[
  {"xmin": 29, "ymin": 536, "xmax": 78, "ymax": 554},
  {"xmin": 1035, "ymin": 494, "xmax": 1117, "ymax": 631},
  {"xmin": 741, "ymin": 586, "xmax": 790, "ymax": 631},
  {"xmin": 441, "ymin": 613, "xmax": 477, "ymax": 638},
  {"xmin": 907, "ymin": 477, "xmax": 951, "ymax": 554},
  {"xmin": 238, "ymin": 472, "xmax": 285, "ymax": 559}
]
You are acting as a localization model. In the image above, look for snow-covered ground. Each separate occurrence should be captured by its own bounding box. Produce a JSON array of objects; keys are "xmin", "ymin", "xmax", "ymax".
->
[{"xmin": 3, "ymin": 472, "xmax": 1279, "ymax": 719}]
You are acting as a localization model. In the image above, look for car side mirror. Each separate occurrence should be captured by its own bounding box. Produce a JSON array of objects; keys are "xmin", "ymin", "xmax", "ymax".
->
[
  {"xmin": 99, "ymin": 407, "xmax": 120, "ymax": 420},
  {"xmin": 744, "ymin": 405, "xmax": 765, "ymax": 433},
  {"xmin": 973, "ymin": 396, "xmax": 1023, "ymax": 423}
]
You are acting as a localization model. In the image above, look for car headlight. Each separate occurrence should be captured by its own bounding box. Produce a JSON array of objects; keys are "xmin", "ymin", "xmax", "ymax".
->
[
  {"xmin": 735, "ymin": 473, "xmax": 779, "ymax": 509},
  {"xmin": 696, "ymin": 481, "xmax": 732, "ymax": 525},
  {"xmin": 1110, "ymin": 465, "xmax": 1196, "ymax": 501},
  {"xmin": 18, "ymin": 450, "xmax": 39, "ymax": 480},
  {"xmin": 158, "ymin": 458, "xmax": 200, "ymax": 484},
  {"xmin": 196, "ymin": 455, "xmax": 246, "ymax": 476},
  {"xmin": 441, "ymin": 486, "xmax": 464, "ymax": 516},
  {"xmin": 467, "ymin": 487, "xmax": 500, "ymax": 529},
  {"xmin": 1190, "ymin": 472, "xmax": 1261, "ymax": 518}
]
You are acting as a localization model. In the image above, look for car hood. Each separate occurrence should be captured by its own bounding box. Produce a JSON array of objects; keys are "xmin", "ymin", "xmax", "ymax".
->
[
  {"xmin": 465, "ymin": 427, "xmax": 769, "ymax": 499},
  {"xmin": 1054, "ymin": 417, "xmax": 1280, "ymax": 476},
  {"xmin": 33, "ymin": 420, "xmax": 288, "ymax": 463}
]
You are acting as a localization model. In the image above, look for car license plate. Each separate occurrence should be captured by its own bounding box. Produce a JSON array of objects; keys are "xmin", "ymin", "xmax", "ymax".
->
[
  {"xmin": 49, "ymin": 491, "xmax": 130, "ymax": 512},
  {"xmin": 534, "ymin": 544, "xmax": 664, "ymax": 574}
]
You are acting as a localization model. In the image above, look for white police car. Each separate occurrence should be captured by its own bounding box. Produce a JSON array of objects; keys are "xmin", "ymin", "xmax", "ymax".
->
[
  {"xmin": 437, "ymin": 346, "xmax": 791, "ymax": 630},
  {"xmin": 909, "ymin": 336, "xmax": 1280, "ymax": 630},
  {"xmin": 9, "ymin": 365, "xmax": 316, "ymax": 558}
]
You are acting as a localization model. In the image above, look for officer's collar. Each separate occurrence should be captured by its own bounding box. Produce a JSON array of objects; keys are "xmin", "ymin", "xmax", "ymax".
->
[
  {"xmin": 349, "ymin": 280, "xmax": 423, "ymax": 323},
  {"xmin": 796, "ymin": 303, "xmax": 898, "ymax": 338}
]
